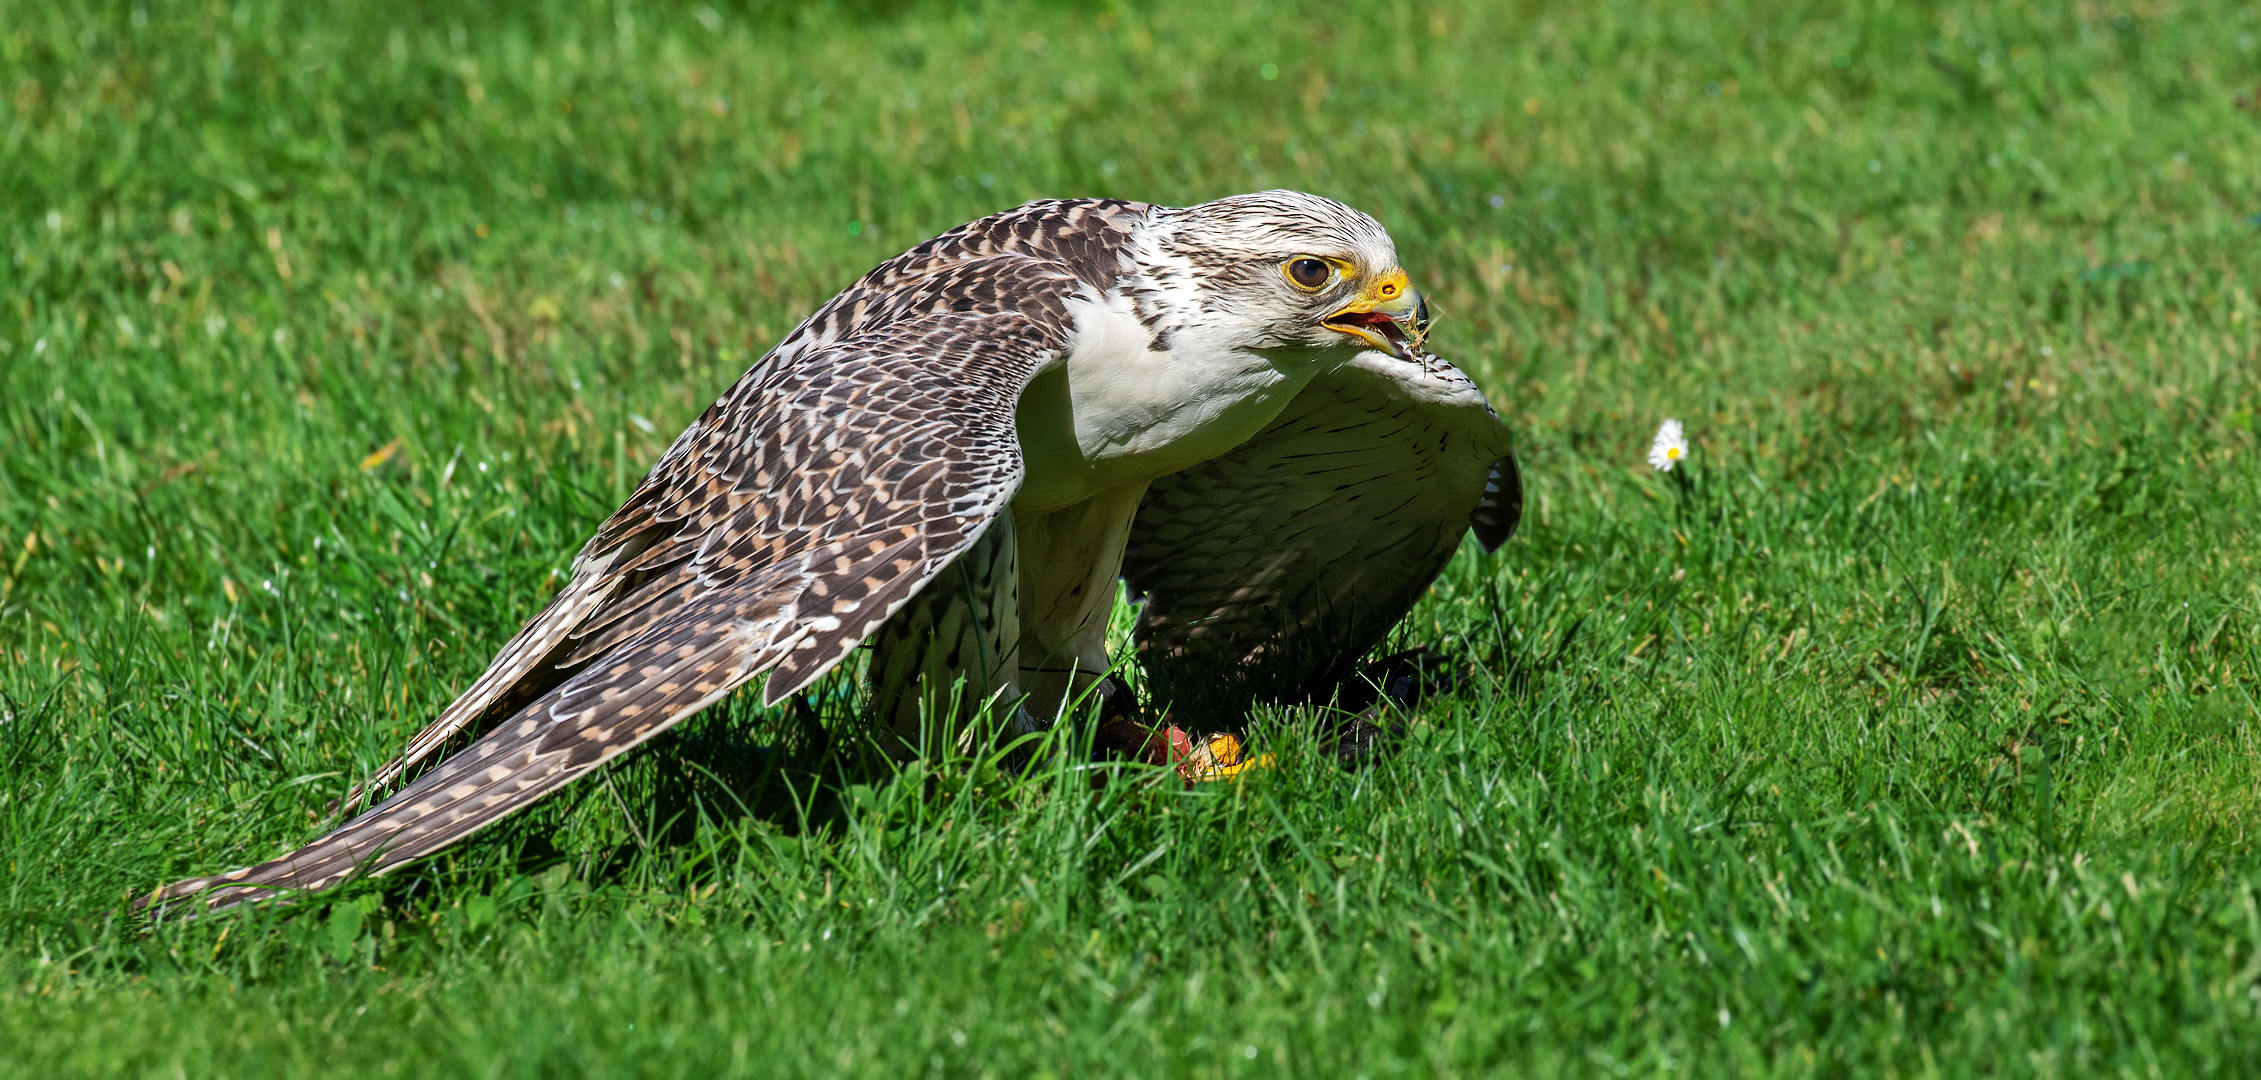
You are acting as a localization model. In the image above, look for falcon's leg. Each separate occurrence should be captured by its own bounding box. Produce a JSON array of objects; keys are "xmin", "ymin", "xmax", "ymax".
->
[
  {"xmin": 1012, "ymin": 485, "xmax": 1146, "ymax": 727},
  {"xmin": 1018, "ymin": 485, "xmax": 1284, "ymax": 786},
  {"xmin": 869, "ymin": 507, "xmax": 1030, "ymax": 760}
]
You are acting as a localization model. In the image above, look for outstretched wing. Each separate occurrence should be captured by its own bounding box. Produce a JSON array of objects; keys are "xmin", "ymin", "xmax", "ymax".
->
[
  {"xmin": 143, "ymin": 198, "xmax": 1149, "ymax": 913},
  {"xmin": 1121, "ymin": 350, "xmax": 1520, "ymax": 724},
  {"xmin": 145, "ymin": 305, "xmax": 1066, "ymax": 913}
]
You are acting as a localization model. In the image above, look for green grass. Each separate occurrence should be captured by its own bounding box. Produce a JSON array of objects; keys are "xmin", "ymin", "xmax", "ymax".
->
[{"xmin": 4, "ymin": 0, "xmax": 2261, "ymax": 1074}]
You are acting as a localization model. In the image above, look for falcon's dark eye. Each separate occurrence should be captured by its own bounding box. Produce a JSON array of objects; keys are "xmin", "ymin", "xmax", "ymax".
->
[{"xmin": 1285, "ymin": 258, "xmax": 1332, "ymax": 290}]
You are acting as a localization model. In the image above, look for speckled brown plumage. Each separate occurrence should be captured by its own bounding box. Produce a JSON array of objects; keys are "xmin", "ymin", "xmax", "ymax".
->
[
  {"xmin": 143, "ymin": 199, "xmax": 1149, "ymax": 913},
  {"xmin": 141, "ymin": 191, "xmax": 1523, "ymax": 915}
]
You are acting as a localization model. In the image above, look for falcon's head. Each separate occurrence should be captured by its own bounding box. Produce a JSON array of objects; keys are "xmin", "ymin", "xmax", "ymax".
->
[{"xmin": 1145, "ymin": 190, "xmax": 1431, "ymax": 360}]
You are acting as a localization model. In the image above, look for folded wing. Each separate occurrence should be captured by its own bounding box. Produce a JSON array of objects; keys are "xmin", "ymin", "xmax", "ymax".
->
[{"xmin": 1121, "ymin": 350, "xmax": 1520, "ymax": 724}]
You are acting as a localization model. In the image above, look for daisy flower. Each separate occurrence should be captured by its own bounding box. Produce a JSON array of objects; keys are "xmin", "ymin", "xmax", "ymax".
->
[{"xmin": 1648, "ymin": 419, "xmax": 1687, "ymax": 472}]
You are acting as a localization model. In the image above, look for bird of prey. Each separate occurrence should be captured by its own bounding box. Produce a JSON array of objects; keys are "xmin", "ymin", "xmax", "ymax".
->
[{"xmin": 142, "ymin": 190, "xmax": 1520, "ymax": 913}]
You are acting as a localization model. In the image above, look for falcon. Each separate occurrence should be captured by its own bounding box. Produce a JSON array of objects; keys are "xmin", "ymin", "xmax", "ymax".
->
[{"xmin": 142, "ymin": 190, "xmax": 1520, "ymax": 913}]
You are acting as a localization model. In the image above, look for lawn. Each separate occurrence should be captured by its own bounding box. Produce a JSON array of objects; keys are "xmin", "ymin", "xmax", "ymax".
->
[{"xmin": 3, "ymin": 0, "xmax": 2259, "ymax": 1074}]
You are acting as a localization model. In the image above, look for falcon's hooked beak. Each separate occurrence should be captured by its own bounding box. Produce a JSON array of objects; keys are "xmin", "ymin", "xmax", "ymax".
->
[{"xmin": 1321, "ymin": 267, "xmax": 1430, "ymax": 360}]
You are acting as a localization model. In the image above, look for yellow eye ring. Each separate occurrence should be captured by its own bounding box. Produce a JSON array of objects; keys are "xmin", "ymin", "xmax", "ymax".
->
[{"xmin": 1284, "ymin": 257, "xmax": 1332, "ymax": 290}]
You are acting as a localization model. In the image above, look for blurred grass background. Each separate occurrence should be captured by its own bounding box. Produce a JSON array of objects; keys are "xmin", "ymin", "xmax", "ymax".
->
[{"xmin": 3, "ymin": 0, "xmax": 2260, "ymax": 1075}]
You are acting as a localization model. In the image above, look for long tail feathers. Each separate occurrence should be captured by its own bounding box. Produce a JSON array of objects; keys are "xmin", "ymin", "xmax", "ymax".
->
[
  {"xmin": 139, "ymin": 613, "xmax": 773, "ymax": 916},
  {"xmin": 140, "ymin": 492, "xmax": 990, "ymax": 917}
]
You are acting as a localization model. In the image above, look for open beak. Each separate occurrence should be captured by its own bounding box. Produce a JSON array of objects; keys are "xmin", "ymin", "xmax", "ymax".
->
[{"xmin": 1321, "ymin": 267, "xmax": 1430, "ymax": 360}]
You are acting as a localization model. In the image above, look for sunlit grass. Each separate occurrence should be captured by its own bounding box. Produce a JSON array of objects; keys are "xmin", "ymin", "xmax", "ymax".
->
[{"xmin": 3, "ymin": 0, "xmax": 2260, "ymax": 1075}]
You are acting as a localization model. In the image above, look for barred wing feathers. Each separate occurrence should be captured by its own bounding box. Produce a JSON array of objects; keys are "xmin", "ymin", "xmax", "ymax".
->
[
  {"xmin": 144, "ymin": 198, "xmax": 1149, "ymax": 912},
  {"xmin": 1121, "ymin": 351, "xmax": 1520, "ymax": 721},
  {"xmin": 148, "ymin": 314, "xmax": 1056, "ymax": 911},
  {"xmin": 343, "ymin": 201, "xmax": 1148, "ymax": 802}
]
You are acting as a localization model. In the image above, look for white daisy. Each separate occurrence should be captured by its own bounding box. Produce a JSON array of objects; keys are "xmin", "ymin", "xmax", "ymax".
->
[{"xmin": 1647, "ymin": 419, "xmax": 1687, "ymax": 472}]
